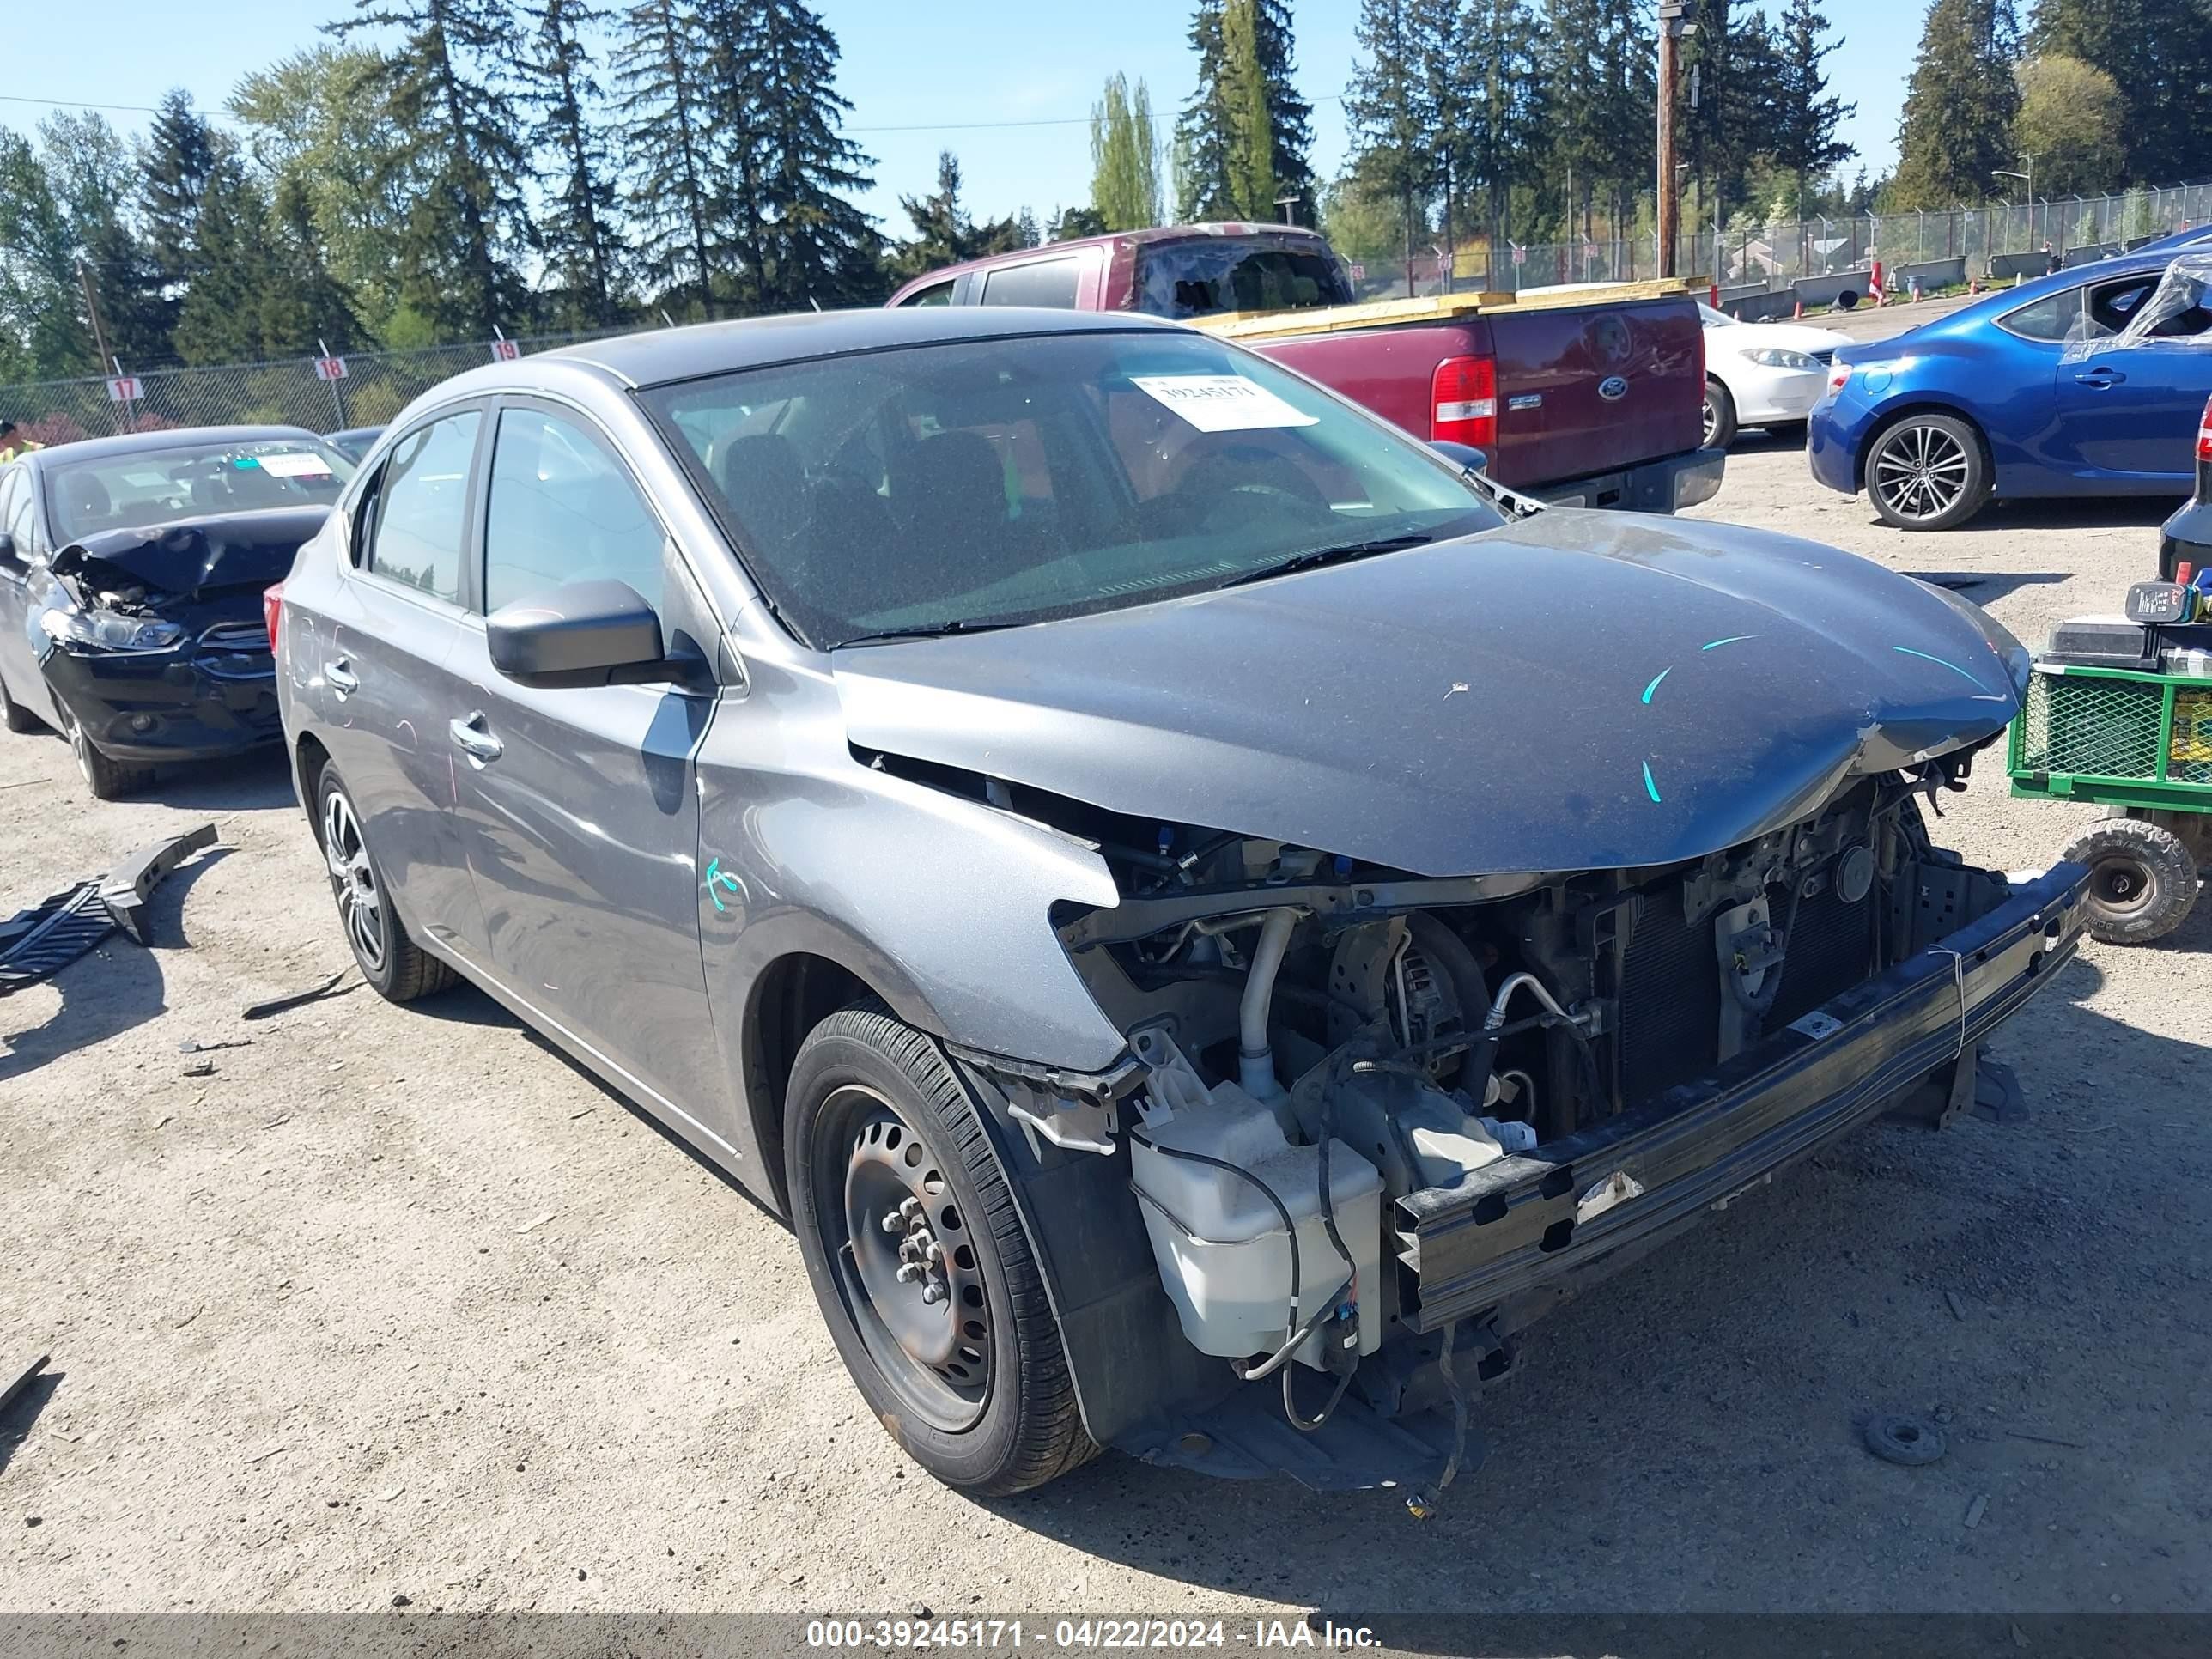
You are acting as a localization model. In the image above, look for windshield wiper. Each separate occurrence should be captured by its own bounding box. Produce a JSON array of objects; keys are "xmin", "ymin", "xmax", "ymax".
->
[
  {"xmin": 1217, "ymin": 533, "xmax": 1435, "ymax": 588},
  {"xmin": 833, "ymin": 617, "xmax": 1022, "ymax": 647}
]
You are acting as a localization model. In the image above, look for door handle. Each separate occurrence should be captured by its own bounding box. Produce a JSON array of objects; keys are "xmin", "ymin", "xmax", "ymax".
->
[
  {"xmin": 325, "ymin": 659, "xmax": 359, "ymax": 695},
  {"xmin": 2074, "ymin": 367, "xmax": 2125, "ymax": 386},
  {"xmin": 448, "ymin": 711, "xmax": 504, "ymax": 764}
]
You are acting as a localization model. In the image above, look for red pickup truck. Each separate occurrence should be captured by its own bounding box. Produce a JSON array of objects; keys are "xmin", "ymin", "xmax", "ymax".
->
[{"xmin": 886, "ymin": 223, "xmax": 1723, "ymax": 514}]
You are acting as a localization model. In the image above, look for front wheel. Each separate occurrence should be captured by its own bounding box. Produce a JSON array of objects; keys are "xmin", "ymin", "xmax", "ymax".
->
[
  {"xmin": 786, "ymin": 1005, "xmax": 1097, "ymax": 1494},
  {"xmin": 1701, "ymin": 379, "xmax": 1738, "ymax": 449},
  {"xmin": 58, "ymin": 705, "xmax": 146, "ymax": 799},
  {"xmin": 0, "ymin": 676, "xmax": 40, "ymax": 734},
  {"xmin": 1866, "ymin": 413, "xmax": 1991, "ymax": 530},
  {"xmin": 2063, "ymin": 816, "xmax": 2201, "ymax": 945}
]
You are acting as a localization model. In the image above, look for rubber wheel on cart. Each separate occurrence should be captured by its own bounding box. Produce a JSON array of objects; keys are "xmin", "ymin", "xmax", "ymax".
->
[
  {"xmin": 785, "ymin": 1003, "xmax": 1097, "ymax": 1495},
  {"xmin": 313, "ymin": 762, "xmax": 454, "ymax": 1001},
  {"xmin": 1701, "ymin": 378, "xmax": 1738, "ymax": 450},
  {"xmin": 57, "ymin": 704, "xmax": 147, "ymax": 799},
  {"xmin": 1866, "ymin": 412, "xmax": 1992, "ymax": 531},
  {"xmin": 2063, "ymin": 816, "xmax": 2201, "ymax": 945}
]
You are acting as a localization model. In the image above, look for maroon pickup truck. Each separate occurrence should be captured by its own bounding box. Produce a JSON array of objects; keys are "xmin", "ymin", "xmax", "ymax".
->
[{"xmin": 886, "ymin": 223, "xmax": 1723, "ymax": 514}]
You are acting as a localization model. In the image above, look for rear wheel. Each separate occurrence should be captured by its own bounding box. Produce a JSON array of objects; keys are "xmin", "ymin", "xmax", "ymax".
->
[
  {"xmin": 786, "ymin": 1004, "xmax": 1096, "ymax": 1494},
  {"xmin": 58, "ymin": 705, "xmax": 147, "ymax": 799},
  {"xmin": 2063, "ymin": 816, "xmax": 2200, "ymax": 945},
  {"xmin": 1866, "ymin": 413, "xmax": 1991, "ymax": 530},
  {"xmin": 314, "ymin": 763, "xmax": 454, "ymax": 1001},
  {"xmin": 1701, "ymin": 378, "xmax": 1738, "ymax": 449}
]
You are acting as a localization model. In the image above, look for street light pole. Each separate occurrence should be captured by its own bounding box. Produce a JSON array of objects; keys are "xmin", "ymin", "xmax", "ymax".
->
[{"xmin": 1656, "ymin": 3, "xmax": 1694, "ymax": 277}]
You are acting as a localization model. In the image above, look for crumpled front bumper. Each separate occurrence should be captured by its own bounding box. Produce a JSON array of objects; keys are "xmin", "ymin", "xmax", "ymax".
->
[
  {"xmin": 1396, "ymin": 864, "xmax": 2089, "ymax": 1333},
  {"xmin": 41, "ymin": 641, "xmax": 283, "ymax": 763}
]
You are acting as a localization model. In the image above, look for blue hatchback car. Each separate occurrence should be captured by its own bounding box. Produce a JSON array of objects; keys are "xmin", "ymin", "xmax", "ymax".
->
[{"xmin": 1808, "ymin": 252, "xmax": 2212, "ymax": 529}]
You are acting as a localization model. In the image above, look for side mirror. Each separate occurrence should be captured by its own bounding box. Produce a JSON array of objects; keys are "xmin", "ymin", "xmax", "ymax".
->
[
  {"xmin": 1429, "ymin": 440, "xmax": 1489, "ymax": 476},
  {"xmin": 0, "ymin": 531, "xmax": 15, "ymax": 564},
  {"xmin": 488, "ymin": 579, "xmax": 668, "ymax": 690}
]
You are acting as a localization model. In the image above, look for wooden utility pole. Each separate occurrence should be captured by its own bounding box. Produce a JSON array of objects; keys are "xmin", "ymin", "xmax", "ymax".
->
[
  {"xmin": 1656, "ymin": 3, "xmax": 1694, "ymax": 278},
  {"xmin": 76, "ymin": 260, "xmax": 125, "ymax": 435}
]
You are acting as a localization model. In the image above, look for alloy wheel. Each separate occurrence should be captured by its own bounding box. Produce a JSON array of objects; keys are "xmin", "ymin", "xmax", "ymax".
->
[
  {"xmin": 1700, "ymin": 391, "xmax": 1720, "ymax": 447},
  {"xmin": 321, "ymin": 787, "xmax": 388, "ymax": 974},
  {"xmin": 1872, "ymin": 422, "xmax": 1972, "ymax": 522},
  {"xmin": 823, "ymin": 1084, "xmax": 992, "ymax": 1431}
]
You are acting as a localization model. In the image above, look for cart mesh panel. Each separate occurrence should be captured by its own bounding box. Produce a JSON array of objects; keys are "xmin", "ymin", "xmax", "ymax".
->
[
  {"xmin": 1618, "ymin": 890, "xmax": 1721, "ymax": 1105},
  {"xmin": 2018, "ymin": 672, "xmax": 2165, "ymax": 781}
]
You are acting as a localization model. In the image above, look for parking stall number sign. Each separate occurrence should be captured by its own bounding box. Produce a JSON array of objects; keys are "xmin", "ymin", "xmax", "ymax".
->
[
  {"xmin": 313, "ymin": 356, "xmax": 349, "ymax": 381},
  {"xmin": 489, "ymin": 338, "xmax": 522, "ymax": 362},
  {"xmin": 105, "ymin": 376, "xmax": 142, "ymax": 404}
]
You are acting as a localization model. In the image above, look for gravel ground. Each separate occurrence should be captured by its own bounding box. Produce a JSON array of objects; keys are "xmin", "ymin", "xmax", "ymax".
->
[{"xmin": 2, "ymin": 399, "xmax": 2209, "ymax": 1621}]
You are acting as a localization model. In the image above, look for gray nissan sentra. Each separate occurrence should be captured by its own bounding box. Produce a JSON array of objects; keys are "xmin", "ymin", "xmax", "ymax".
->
[{"xmin": 274, "ymin": 306, "xmax": 2088, "ymax": 1503}]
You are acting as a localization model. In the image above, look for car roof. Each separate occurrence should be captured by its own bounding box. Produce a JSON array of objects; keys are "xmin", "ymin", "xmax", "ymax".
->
[
  {"xmin": 26, "ymin": 424, "xmax": 324, "ymax": 468},
  {"xmin": 890, "ymin": 222, "xmax": 1333, "ymax": 293},
  {"xmin": 536, "ymin": 304, "xmax": 1182, "ymax": 389}
]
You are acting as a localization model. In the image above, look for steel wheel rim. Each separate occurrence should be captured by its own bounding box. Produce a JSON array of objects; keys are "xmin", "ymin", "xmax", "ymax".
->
[
  {"xmin": 818, "ymin": 1083, "xmax": 990, "ymax": 1431},
  {"xmin": 321, "ymin": 788, "xmax": 387, "ymax": 974},
  {"xmin": 1873, "ymin": 423, "xmax": 1972, "ymax": 520},
  {"xmin": 2090, "ymin": 854, "xmax": 2155, "ymax": 918}
]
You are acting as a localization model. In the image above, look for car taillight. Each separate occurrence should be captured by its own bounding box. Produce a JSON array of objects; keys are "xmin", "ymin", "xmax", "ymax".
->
[
  {"xmin": 2197, "ymin": 394, "xmax": 2212, "ymax": 463},
  {"xmin": 1828, "ymin": 364, "xmax": 1850, "ymax": 394},
  {"xmin": 264, "ymin": 581, "xmax": 284, "ymax": 653},
  {"xmin": 1431, "ymin": 355, "xmax": 1497, "ymax": 450}
]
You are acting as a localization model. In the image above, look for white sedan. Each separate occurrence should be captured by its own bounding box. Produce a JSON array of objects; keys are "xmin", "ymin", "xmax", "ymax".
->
[{"xmin": 1698, "ymin": 304, "xmax": 1851, "ymax": 447}]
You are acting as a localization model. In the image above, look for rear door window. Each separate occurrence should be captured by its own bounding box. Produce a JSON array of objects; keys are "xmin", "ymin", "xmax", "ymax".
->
[
  {"xmin": 1998, "ymin": 289, "xmax": 2081, "ymax": 342},
  {"xmin": 978, "ymin": 258, "xmax": 1081, "ymax": 309},
  {"xmin": 362, "ymin": 410, "xmax": 481, "ymax": 605},
  {"xmin": 898, "ymin": 279, "xmax": 956, "ymax": 307},
  {"xmin": 1133, "ymin": 242, "xmax": 1354, "ymax": 319},
  {"xmin": 481, "ymin": 405, "xmax": 665, "ymax": 615}
]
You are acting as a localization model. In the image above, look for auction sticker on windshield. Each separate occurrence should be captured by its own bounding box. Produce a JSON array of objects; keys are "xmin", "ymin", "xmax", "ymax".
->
[
  {"xmin": 1130, "ymin": 374, "xmax": 1318, "ymax": 432},
  {"xmin": 253, "ymin": 452, "xmax": 337, "ymax": 477}
]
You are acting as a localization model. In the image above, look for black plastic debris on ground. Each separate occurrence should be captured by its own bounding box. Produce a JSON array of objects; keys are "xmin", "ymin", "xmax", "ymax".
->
[{"xmin": 0, "ymin": 823, "xmax": 217, "ymax": 996}]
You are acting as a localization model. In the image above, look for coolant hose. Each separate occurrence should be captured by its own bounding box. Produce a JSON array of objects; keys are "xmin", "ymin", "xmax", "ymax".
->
[{"xmin": 1237, "ymin": 908, "xmax": 1299, "ymax": 1100}]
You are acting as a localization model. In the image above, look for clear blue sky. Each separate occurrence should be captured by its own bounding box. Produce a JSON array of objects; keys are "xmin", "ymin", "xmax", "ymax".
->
[{"xmin": 1, "ymin": 0, "xmax": 1923, "ymax": 229}]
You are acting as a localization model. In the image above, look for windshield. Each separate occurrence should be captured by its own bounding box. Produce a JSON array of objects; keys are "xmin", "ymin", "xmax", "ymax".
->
[
  {"xmin": 642, "ymin": 329, "xmax": 1505, "ymax": 648},
  {"xmin": 1697, "ymin": 303, "xmax": 1735, "ymax": 328},
  {"xmin": 47, "ymin": 437, "xmax": 355, "ymax": 543}
]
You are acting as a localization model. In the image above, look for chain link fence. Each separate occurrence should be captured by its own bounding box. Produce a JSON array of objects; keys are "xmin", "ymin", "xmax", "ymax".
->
[
  {"xmin": 1342, "ymin": 180, "xmax": 2212, "ymax": 302},
  {"xmin": 1, "ymin": 327, "xmax": 636, "ymax": 448}
]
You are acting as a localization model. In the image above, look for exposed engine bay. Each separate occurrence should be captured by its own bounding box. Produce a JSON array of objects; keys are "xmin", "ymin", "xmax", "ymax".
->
[{"xmin": 914, "ymin": 738, "xmax": 2036, "ymax": 1486}]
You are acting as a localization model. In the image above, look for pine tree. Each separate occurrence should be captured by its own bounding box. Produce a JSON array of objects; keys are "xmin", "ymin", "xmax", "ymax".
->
[
  {"xmin": 173, "ymin": 141, "xmax": 286, "ymax": 364},
  {"xmin": 519, "ymin": 0, "xmax": 625, "ymax": 325},
  {"xmin": 1540, "ymin": 0, "xmax": 1602, "ymax": 238},
  {"xmin": 1346, "ymin": 0, "xmax": 1433, "ymax": 293},
  {"xmin": 610, "ymin": 0, "xmax": 720, "ymax": 316},
  {"xmin": 1771, "ymin": 0, "xmax": 1855, "ymax": 216},
  {"xmin": 326, "ymin": 0, "xmax": 531, "ymax": 338},
  {"xmin": 1463, "ymin": 0, "xmax": 1547, "ymax": 270},
  {"xmin": 697, "ymin": 0, "xmax": 881, "ymax": 312},
  {"xmin": 1892, "ymin": 0, "xmax": 2020, "ymax": 209},
  {"xmin": 137, "ymin": 89, "xmax": 218, "ymax": 292},
  {"xmin": 2028, "ymin": 0, "xmax": 2212, "ymax": 185},
  {"xmin": 1091, "ymin": 75, "xmax": 1164, "ymax": 231},
  {"xmin": 1252, "ymin": 1, "xmax": 1315, "ymax": 215},
  {"xmin": 889, "ymin": 152, "xmax": 1024, "ymax": 282},
  {"xmin": 1406, "ymin": 0, "xmax": 1463, "ymax": 276},
  {"xmin": 1222, "ymin": 1, "xmax": 1276, "ymax": 220},
  {"xmin": 1180, "ymin": 1, "xmax": 1311, "ymax": 222}
]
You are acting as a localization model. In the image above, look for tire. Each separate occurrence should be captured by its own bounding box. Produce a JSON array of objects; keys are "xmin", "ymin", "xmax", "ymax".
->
[
  {"xmin": 2063, "ymin": 816, "xmax": 2201, "ymax": 945},
  {"xmin": 1701, "ymin": 378, "xmax": 1738, "ymax": 450},
  {"xmin": 57, "ymin": 704, "xmax": 148, "ymax": 799},
  {"xmin": 1865, "ymin": 413, "xmax": 1992, "ymax": 531},
  {"xmin": 786, "ymin": 1004, "xmax": 1097, "ymax": 1495},
  {"xmin": 313, "ymin": 762, "xmax": 454, "ymax": 1001},
  {"xmin": 0, "ymin": 676, "xmax": 39, "ymax": 734}
]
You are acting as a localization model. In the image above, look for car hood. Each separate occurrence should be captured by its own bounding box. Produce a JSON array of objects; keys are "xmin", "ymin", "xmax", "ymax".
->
[
  {"xmin": 1716, "ymin": 323, "xmax": 1850, "ymax": 358},
  {"xmin": 830, "ymin": 511, "xmax": 2029, "ymax": 877},
  {"xmin": 53, "ymin": 507, "xmax": 326, "ymax": 602}
]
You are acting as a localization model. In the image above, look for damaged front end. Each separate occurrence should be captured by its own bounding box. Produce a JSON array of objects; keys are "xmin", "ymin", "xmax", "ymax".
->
[
  {"xmin": 29, "ymin": 511, "xmax": 316, "ymax": 763},
  {"xmin": 936, "ymin": 756, "xmax": 2087, "ymax": 1505}
]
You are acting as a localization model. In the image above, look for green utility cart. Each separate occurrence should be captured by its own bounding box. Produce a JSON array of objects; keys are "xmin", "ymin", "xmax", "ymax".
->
[{"xmin": 2010, "ymin": 636, "xmax": 2212, "ymax": 944}]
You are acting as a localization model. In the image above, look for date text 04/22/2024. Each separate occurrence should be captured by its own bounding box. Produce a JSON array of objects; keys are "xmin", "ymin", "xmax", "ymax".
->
[{"xmin": 804, "ymin": 1619, "xmax": 1381, "ymax": 1650}]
